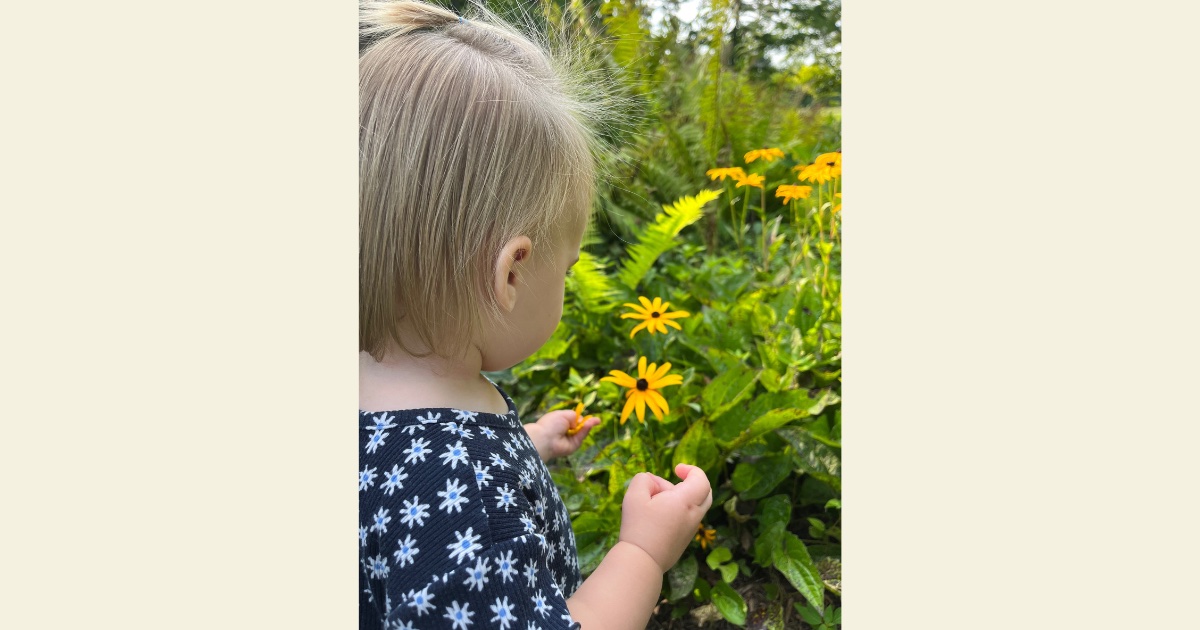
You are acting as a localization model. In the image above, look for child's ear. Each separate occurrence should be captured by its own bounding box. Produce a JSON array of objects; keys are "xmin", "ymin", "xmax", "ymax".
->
[{"xmin": 493, "ymin": 235, "xmax": 533, "ymax": 313}]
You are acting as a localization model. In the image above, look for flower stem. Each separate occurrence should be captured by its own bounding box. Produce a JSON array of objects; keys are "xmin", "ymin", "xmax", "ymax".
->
[{"xmin": 760, "ymin": 186, "xmax": 769, "ymax": 272}]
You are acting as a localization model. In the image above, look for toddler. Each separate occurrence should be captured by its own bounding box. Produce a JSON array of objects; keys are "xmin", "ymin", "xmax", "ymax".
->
[{"xmin": 358, "ymin": 2, "xmax": 713, "ymax": 629}]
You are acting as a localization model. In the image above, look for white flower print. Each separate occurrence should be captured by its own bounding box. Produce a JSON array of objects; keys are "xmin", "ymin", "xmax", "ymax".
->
[
  {"xmin": 519, "ymin": 516, "xmax": 536, "ymax": 534},
  {"xmin": 366, "ymin": 554, "xmax": 389, "ymax": 579},
  {"xmin": 545, "ymin": 541, "xmax": 557, "ymax": 564},
  {"xmin": 533, "ymin": 498, "xmax": 546, "ymax": 521},
  {"xmin": 391, "ymin": 620, "xmax": 416, "ymax": 630},
  {"xmin": 381, "ymin": 464, "xmax": 409, "ymax": 495},
  {"xmin": 407, "ymin": 586, "xmax": 436, "ymax": 616},
  {"xmin": 525, "ymin": 623, "xmax": 542, "ymax": 630},
  {"xmin": 399, "ymin": 423, "xmax": 424, "ymax": 436},
  {"xmin": 359, "ymin": 525, "xmax": 368, "ymax": 547},
  {"xmin": 403, "ymin": 437, "xmax": 431, "ymax": 464},
  {"xmin": 437, "ymin": 478, "xmax": 470, "ymax": 514},
  {"xmin": 417, "ymin": 411, "xmax": 441, "ymax": 425},
  {"xmin": 452, "ymin": 409, "xmax": 478, "ymax": 422},
  {"xmin": 473, "ymin": 462, "xmax": 493, "ymax": 490},
  {"xmin": 359, "ymin": 466, "xmax": 377, "ymax": 491},
  {"xmin": 495, "ymin": 484, "xmax": 517, "ymax": 511},
  {"xmin": 393, "ymin": 534, "xmax": 419, "ymax": 567},
  {"xmin": 523, "ymin": 564, "xmax": 538, "ymax": 589},
  {"xmin": 370, "ymin": 507, "xmax": 392, "ymax": 534},
  {"xmin": 439, "ymin": 440, "xmax": 470, "ymax": 470},
  {"xmin": 442, "ymin": 421, "xmax": 474, "ymax": 440},
  {"xmin": 531, "ymin": 590, "xmax": 552, "ymax": 619},
  {"xmin": 495, "ymin": 550, "xmax": 519, "ymax": 583},
  {"xmin": 444, "ymin": 601, "xmax": 475, "ymax": 630},
  {"xmin": 399, "ymin": 496, "xmax": 431, "ymax": 528},
  {"xmin": 518, "ymin": 470, "xmax": 533, "ymax": 490},
  {"xmin": 479, "ymin": 426, "xmax": 498, "ymax": 440},
  {"xmin": 503, "ymin": 440, "xmax": 519, "ymax": 459},
  {"xmin": 489, "ymin": 596, "xmax": 517, "ymax": 630},
  {"xmin": 462, "ymin": 556, "xmax": 491, "ymax": 592},
  {"xmin": 364, "ymin": 585, "xmax": 374, "ymax": 604},
  {"xmin": 365, "ymin": 412, "xmax": 397, "ymax": 432},
  {"xmin": 447, "ymin": 527, "xmax": 483, "ymax": 564},
  {"xmin": 489, "ymin": 452, "xmax": 510, "ymax": 470},
  {"xmin": 365, "ymin": 429, "xmax": 389, "ymax": 454}
]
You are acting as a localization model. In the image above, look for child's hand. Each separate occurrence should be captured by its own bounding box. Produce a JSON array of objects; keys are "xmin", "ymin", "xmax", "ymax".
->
[
  {"xmin": 618, "ymin": 463, "xmax": 713, "ymax": 573},
  {"xmin": 523, "ymin": 409, "xmax": 601, "ymax": 462}
]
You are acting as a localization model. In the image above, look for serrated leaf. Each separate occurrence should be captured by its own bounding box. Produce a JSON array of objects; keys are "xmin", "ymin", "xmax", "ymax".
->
[
  {"xmin": 667, "ymin": 554, "xmax": 698, "ymax": 602},
  {"xmin": 730, "ymin": 455, "xmax": 791, "ymax": 500},
  {"xmin": 710, "ymin": 580, "xmax": 747, "ymax": 626},
  {"xmin": 776, "ymin": 533, "xmax": 824, "ymax": 615}
]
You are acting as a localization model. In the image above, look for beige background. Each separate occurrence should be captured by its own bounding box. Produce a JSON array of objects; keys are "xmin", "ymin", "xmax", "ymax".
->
[{"xmin": 3, "ymin": 1, "xmax": 1198, "ymax": 627}]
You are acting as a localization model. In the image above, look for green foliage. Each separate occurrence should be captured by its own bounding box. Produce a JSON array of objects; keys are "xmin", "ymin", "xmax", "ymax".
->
[
  {"xmin": 615, "ymin": 189, "xmax": 720, "ymax": 290},
  {"xmin": 493, "ymin": 0, "xmax": 842, "ymax": 626}
]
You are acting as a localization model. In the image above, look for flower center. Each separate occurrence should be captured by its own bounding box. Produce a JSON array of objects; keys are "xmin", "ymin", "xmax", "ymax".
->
[
  {"xmin": 636, "ymin": 378, "xmax": 648, "ymax": 391},
  {"xmin": 826, "ymin": 161, "xmax": 836, "ymax": 167},
  {"xmin": 651, "ymin": 311, "xmax": 660, "ymax": 318}
]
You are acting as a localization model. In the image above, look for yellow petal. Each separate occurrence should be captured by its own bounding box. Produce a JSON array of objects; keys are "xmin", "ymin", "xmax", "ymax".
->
[
  {"xmin": 601, "ymin": 370, "xmax": 637, "ymax": 388},
  {"xmin": 622, "ymin": 302, "xmax": 649, "ymax": 316},
  {"xmin": 620, "ymin": 395, "xmax": 636, "ymax": 425},
  {"xmin": 637, "ymin": 356, "xmax": 648, "ymax": 378},
  {"xmin": 643, "ymin": 390, "xmax": 665, "ymax": 420},
  {"xmin": 662, "ymin": 319, "xmax": 683, "ymax": 331},
  {"xmin": 647, "ymin": 389, "xmax": 670, "ymax": 417},
  {"xmin": 649, "ymin": 374, "xmax": 683, "ymax": 389},
  {"xmin": 660, "ymin": 310, "xmax": 690, "ymax": 319},
  {"xmin": 629, "ymin": 320, "xmax": 652, "ymax": 339},
  {"xmin": 637, "ymin": 296, "xmax": 653, "ymax": 311},
  {"xmin": 651, "ymin": 361, "xmax": 673, "ymax": 381},
  {"xmin": 634, "ymin": 393, "xmax": 646, "ymax": 423}
]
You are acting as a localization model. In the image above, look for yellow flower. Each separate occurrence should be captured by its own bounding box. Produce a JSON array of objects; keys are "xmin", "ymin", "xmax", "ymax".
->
[
  {"xmin": 797, "ymin": 151, "xmax": 842, "ymax": 183},
  {"xmin": 695, "ymin": 524, "xmax": 716, "ymax": 550},
  {"xmin": 775, "ymin": 184, "xmax": 813, "ymax": 204},
  {"xmin": 744, "ymin": 147, "xmax": 784, "ymax": 163},
  {"xmin": 621, "ymin": 296, "xmax": 690, "ymax": 338},
  {"xmin": 600, "ymin": 356, "xmax": 683, "ymax": 424},
  {"xmin": 705, "ymin": 167, "xmax": 747, "ymax": 182},
  {"xmin": 566, "ymin": 401, "xmax": 593, "ymax": 436},
  {"xmin": 735, "ymin": 173, "xmax": 764, "ymax": 189},
  {"xmin": 833, "ymin": 192, "xmax": 842, "ymax": 214}
]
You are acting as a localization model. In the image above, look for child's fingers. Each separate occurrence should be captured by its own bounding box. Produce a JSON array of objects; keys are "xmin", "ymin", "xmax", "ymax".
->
[
  {"xmin": 673, "ymin": 464, "xmax": 712, "ymax": 507},
  {"xmin": 627, "ymin": 472, "xmax": 673, "ymax": 499}
]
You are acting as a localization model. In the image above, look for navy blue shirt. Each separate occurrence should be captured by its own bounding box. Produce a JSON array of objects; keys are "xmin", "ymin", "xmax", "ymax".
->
[{"xmin": 360, "ymin": 387, "xmax": 583, "ymax": 630}]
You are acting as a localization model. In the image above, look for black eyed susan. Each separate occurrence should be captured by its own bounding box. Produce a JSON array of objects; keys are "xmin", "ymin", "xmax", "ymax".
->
[
  {"xmin": 744, "ymin": 147, "xmax": 784, "ymax": 163},
  {"xmin": 775, "ymin": 184, "xmax": 813, "ymax": 204},
  {"xmin": 735, "ymin": 173, "xmax": 765, "ymax": 189},
  {"xmin": 705, "ymin": 167, "xmax": 746, "ymax": 182},
  {"xmin": 600, "ymin": 356, "xmax": 683, "ymax": 424},
  {"xmin": 621, "ymin": 296, "xmax": 690, "ymax": 339},
  {"xmin": 798, "ymin": 151, "xmax": 842, "ymax": 183},
  {"xmin": 695, "ymin": 524, "xmax": 717, "ymax": 550}
]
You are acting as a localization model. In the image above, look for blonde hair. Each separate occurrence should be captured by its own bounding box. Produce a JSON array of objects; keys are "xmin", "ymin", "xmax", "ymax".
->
[{"xmin": 359, "ymin": 0, "xmax": 603, "ymax": 361}]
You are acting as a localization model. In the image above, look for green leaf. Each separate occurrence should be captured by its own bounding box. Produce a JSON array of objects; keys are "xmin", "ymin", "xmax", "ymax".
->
[
  {"xmin": 724, "ymin": 408, "xmax": 811, "ymax": 450},
  {"xmin": 794, "ymin": 602, "xmax": 823, "ymax": 625},
  {"xmin": 701, "ymin": 363, "xmax": 759, "ymax": 420},
  {"xmin": 616, "ymin": 189, "xmax": 720, "ymax": 290},
  {"xmin": 731, "ymin": 455, "xmax": 791, "ymax": 500},
  {"xmin": 710, "ymin": 581, "xmax": 747, "ymax": 626},
  {"xmin": 776, "ymin": 426, "xmax": 841, "ymax": 485},
  {"xmin": 756, "ymin": 494, "xmax": 793, "ymax": 531},
  {"xmin": 706, "ymin": 546, "xmax": 733, "ymax": 570},
  {"xmin": 775, "ymin": 533, "xmax": 824, "ymax": 615},
  {"xmin": 718, "ymin": 562, "xmax": 738, "ymax": 584},
  {"xmin": 672, "ymin": 420, "xmax": 720, "ymax": 471},
  {"xmin": 565, "ymin": 251, "xmax": 618, "ymax": 316},
  {"xmin": 667, "ymin": 554, "xmax": 698, "ymax": 602}
]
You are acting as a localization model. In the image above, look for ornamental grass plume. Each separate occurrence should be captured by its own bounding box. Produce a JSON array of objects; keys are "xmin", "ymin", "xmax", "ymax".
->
[
  {"xmin": 620, "ymin": 296, "xmax": 690, "ymax": 338},
  {"xmin": 705, "ymin": 167, "xmax": 746, "ymax": 182},
  {"xmin": 744, "ymin": 147, "xmax": 784, "ymax": 163},
  {"xmin": 600, "ymin": 356, "xmax": 683, "ymax": 424},
  {"xmin": 775, "ymin": 184, "xmax": 813, "ymax": 204}
]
